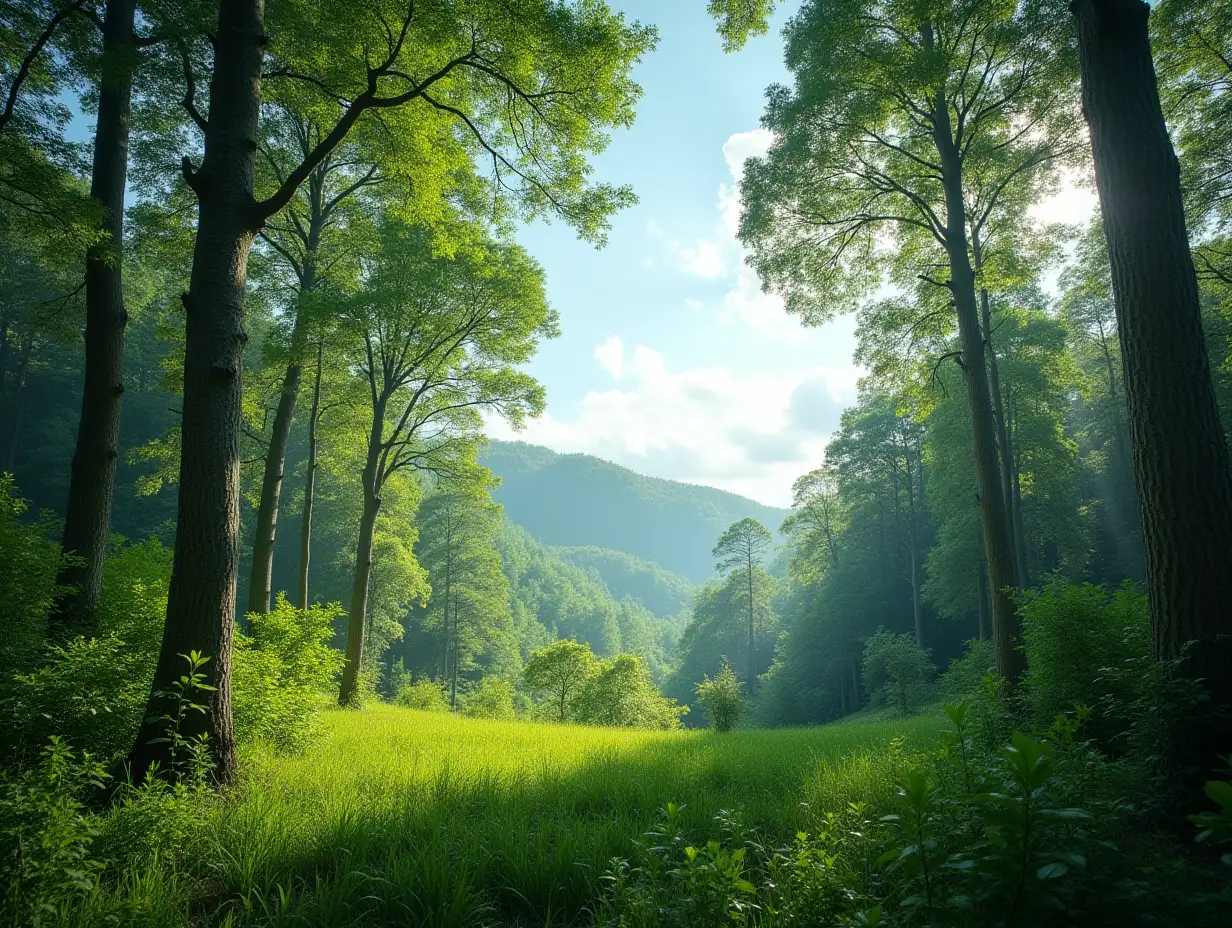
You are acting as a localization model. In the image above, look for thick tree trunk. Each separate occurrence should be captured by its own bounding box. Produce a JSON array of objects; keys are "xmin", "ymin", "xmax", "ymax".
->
[
  {"xmin": 932, "ymin": 132, "xmax": 1025, "ymax": 683},
  {"xmin": 972, "ymin": 253, "xmax": 1023, "ymax": 589},
  {"xmin": 297, "ymin": 340, "xmax": 323, "ymax": 608},
  {"xmin": 1073, "ymin": 0, "xmax": 1232, "ymax": 775},
  {"xmin": 128, "ymin": 0, "xmax": 268, "ymax": 787},
  {"xmin": 52, "ymin": 0, "xmax": 136, "ymax": 632}
]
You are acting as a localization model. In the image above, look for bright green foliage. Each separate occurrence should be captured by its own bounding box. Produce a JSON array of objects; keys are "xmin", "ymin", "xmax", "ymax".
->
[
  {"xmin": 232, "ymin": 596, "xmax": 347, "ymax": 754},
  {"xmin": 1019, "ymin": 581, "xmax": 1151, "ymax": 744},
  {"xmin": 576, "ymin": 653, "xmax": 687, "ymax": 730},
  {"xmin": 0, "ymin": 474, "xmax": 65, "ymax": 675},
  {"xmin": 394, "ymin": 679, "xmax": 450, "ymax": 713},
  {"xmin": 695, "ymin": 660, "xmax": 744, "ymax": 732},
  {"xmin": 462, "ymin": 676, "xmax": 517, "ymax": 720},
  {"xmin": 523, "ymin": 638, "xmax": 597, "ymax": 722},
  {"xmin": 707, "ymin": 0, "xmax": 779, "ymax": 51},
  {"xmin": 1190, "ymin": 761, "xmax": 1232, "ymax": 868},
  {"xmin": 861, "ymin": 630, "xmax": 934, "ymax": 716},
  {"xmin": 780, "ymin": 465, "xmax": 842, "ymax": 583}
]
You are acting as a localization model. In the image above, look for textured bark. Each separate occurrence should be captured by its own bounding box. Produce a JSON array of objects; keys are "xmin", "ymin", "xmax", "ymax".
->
[
  {"xmin": 1073, "ymin": 0, "xmax": 1232, "ymax": 773},
  {"xmin": 128, "ymin": 0, "xmax": 269, "ymax": 787},
  {"xmin": 52, "ymin": 0, "xmax": 136, "ymax": 632},
  {"xmin": 932, "ymin": 103, "xmax": 1025, "ymax": 684},
  {"xmin": 977, "ymin": 554, "xmax": 991, "ymax": 641},
  {"xmin": 297, "ymin": 340, "xmax": 323, "ymax": 608}
]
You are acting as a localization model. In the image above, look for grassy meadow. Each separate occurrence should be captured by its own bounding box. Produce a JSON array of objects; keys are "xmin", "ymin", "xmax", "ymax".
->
[{"xmin": 106, "ymin": 706, "xmax": 945, "ymax": 926}]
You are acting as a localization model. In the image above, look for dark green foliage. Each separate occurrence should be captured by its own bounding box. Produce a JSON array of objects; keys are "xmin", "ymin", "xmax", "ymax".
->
[
  {"xmin": 0, "ymin": 475, "xmax": 65, "ymax": 676},
  {"xmin": 695, "ymin": 660, "xmax": 744, "ymax": 733},
  {"xmin": 556, "ymin": 545, "xmax": 695, "ymax": 618},
  {"xmin": 862, "ymin": 630, "xmax": 935, "ymax": 716},
  {"xmin": 938, "ymin": 639, "xmax": 996, "ymax": 704},
  {"xmin": 484, "ymin": 440, "xmax": 788, "ymax": 581}
]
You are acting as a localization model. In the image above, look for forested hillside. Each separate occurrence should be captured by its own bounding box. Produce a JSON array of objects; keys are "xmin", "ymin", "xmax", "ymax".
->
[{"xmin": 483, "ymin": 441, "xmax": 789, "ymax": 580}]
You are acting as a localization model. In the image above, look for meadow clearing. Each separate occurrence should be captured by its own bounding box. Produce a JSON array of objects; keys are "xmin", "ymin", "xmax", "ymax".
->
[{"xmin": 106, "ymin": 706, "xmax": 944, "ymax": 926}]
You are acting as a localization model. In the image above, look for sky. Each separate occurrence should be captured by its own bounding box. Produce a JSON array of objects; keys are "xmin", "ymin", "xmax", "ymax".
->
[{"xmin": 482, "ymin": 0, "xmax": 862, "ymax": 508}]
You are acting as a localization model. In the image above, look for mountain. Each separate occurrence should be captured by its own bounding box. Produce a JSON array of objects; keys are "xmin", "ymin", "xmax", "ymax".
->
[
  {"xmin": 481, "ymin": 441, "xmax": 791, "ymax": 582},
  {"xmin": 555, "ymin": 546, "xmax": 694, "ymax": 618}
]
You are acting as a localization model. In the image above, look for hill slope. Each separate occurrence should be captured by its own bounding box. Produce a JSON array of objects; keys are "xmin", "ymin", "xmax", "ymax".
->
[{"xmin": 482, "ymin": 441, "xmax": 790, "ymax": 581}]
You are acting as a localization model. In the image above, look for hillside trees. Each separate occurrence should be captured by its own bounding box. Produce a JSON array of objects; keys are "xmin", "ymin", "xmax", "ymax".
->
[
  {"xmin": 334, "ymin": 223, "xmax": 554, "ymax": 706},
  {"xmin": 736, "ymin": 0, "xmax": 1078, "ymax": 684},
  {"xmin": 712, "ymin": 517, "xmax": 773, "ymax": 693},
  {"xmin": 523, "ymin": 638, "xmax": 595, "ymax": 723},
  {"xmin": 1070, "ymin": 0, "xmax": 1232, "ymax": 774},
  {"xmin": 128, "ymin": 0, "xmax": 653, "ymax": 783}
]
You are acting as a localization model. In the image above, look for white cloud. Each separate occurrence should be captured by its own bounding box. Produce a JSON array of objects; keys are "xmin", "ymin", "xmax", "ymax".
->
[
  {"xmin": 678, "ymin": 238, "xmax": 727, "ymax": 279},
  {"xmin": 594, "ymin": 335, "xmax": 624, "ymax": 379},
  {"xmin": 489, "ymin": 345, "xmax": 857, "ymax": 506},
  {"xmin": 719, "ymin": 129, "xmax": 775, "ymax": 237}
]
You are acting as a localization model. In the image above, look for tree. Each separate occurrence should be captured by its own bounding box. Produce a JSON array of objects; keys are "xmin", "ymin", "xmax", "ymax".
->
[
  {"xmin": 861, "ymin": 628, "xmax": 935, "ymax": 716},
  {"xmin": 695, "ymin": 660, "xmax": 744, "ymax": 733},
  {"xmin": 334, "ymin": 224, "xmax": 553, "ymax": 706},
  {"xmin": 575, "ymin": 653, "xmax": 686, "ymax": 730},
  {"xmin": 523, "ymin": 639, "xmax": 597, "ymax": 723},
  {"xmin": 128, "ymin": 0, "xmax": 653, "ymax": 784},
  {"xmin": 734, "ymin": 0, "xmax": 1078, "ymax": 684},
  {"xmin": 1070, "ymin": 0, "xmax": 1232, "ymax": 775},
  {"xmin": 712, "ymin": 517, "xmax": 773, "ymax": 693},
  {"xmin": 414, "ymin": 486, "xmax": 512, "ymax": 709},
  {"xmin": 781, "ymin": 464, "xmax": 842, "ymax": 582}
]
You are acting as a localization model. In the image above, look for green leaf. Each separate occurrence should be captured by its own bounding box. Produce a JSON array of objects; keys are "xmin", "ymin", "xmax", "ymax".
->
[{"xmin": 1037, "ymin": 862, "xmax": 1069, "ymax": 880}]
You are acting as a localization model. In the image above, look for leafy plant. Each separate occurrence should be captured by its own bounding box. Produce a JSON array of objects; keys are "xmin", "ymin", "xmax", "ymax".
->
[
  {"xmin": 696, "ymin": 660, "xmax": 745, "ymax": 733},
  {"xmin": 394, "ymin": 679, "xmax": 451, "ymax": 713},
  {"xmin": 862, "ymin": 629, "xmax": 935, "ymax": 716},
  {"xmin": 146, "ymin": 651, "xmax": 216, "ymax": 784}
]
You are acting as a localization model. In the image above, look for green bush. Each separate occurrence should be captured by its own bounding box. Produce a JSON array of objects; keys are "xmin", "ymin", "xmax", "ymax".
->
[
  {"xmin": 695, "ymin": 660, "xmax": 744, "ymax": 733},
  {"xmin": 0, "ymin": 476, "xmax": 65, "ymax": 678},
  {"xmin": 462, "ymin": 677, "xmax": 518, "ymax": 720},
  {"xmin": 232, "ymin": 595, "xmax": 346, "ymax": 753},
  {"xmin": 862, "ymin": 629, "xmax": 935, "ymax": 716},
  {"xmin": 1020, "ymin": 581, "xmax": 1151, "ymax": 746},
  {"xmin": 576, "ymin": 653, "xmax": 688, "ymax": 730},
  {"xmin": 938, "ymin": 638, "xmax": 995, "ymax": 703},
  {"xmin": 394, "ymin": 679, "xmax": 450, "ymax": 712}
]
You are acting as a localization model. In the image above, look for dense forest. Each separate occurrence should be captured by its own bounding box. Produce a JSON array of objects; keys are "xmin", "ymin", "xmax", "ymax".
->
[{"xmin": 3, "ymin": 0, "xmax": 1232, "ymax": 925}]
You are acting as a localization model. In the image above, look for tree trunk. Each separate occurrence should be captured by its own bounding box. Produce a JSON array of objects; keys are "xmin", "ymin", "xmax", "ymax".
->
[
  {"xmin": 971, "ymin": 233, "xmax": 1022, "ymax": 589},
  {"xmin": 746, "ymin": 554, "xmax": 756, "ymax": 694},
  {"xmin": 903, "ymin": 439, "xmax": 924, "ymax": 648},
  {"xmin": 247, "ymin": 234, "xmax": 320, "ymax": 614},
  {"xmin": 297, "ymin": 340, "xmax": 323, "ymax": 608},
  {"xmin": 339, "ymin": 409, "xmax": 384, "ymax": 706},
  {"xmin": 932, "ymin": 116, "xmax": 1025, "ymax": 684},
  {"xmin": 977, "ymin": 554, "xmax": 991, "ymax": 641},
  {"xmin": 52, "ymin": 0, "xmax": 136, "ymax": 633},
  {"xmin": 127, "ymin": 0, "xmax": 268, "ymax": 787},
  {"xmin": 1073, "ymin": 0, "xmax": 1232, "ymax": 775}
]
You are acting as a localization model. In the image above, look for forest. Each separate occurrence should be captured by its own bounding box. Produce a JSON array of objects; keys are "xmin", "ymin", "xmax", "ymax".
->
[{"xmin": 2, "ymin": 0, "xmax": 1232, "ymax": 925}]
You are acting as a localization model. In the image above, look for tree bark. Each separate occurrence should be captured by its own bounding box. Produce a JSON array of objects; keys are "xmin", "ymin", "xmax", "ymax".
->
[
  {"xmin": 297, "ymin": 340, "xmax": 323, "ymax": 608},
  {"xmin": 977, "ymin": 554, "xmax": 991, "ymax": 641},
  {"xmin": 1073, "ymin": 0, "xmax": 1232, "ymax": 775},
  {"xmin": 932, "ymin": 109, "xmax": 1025, "ymax": 684},
  {"xmin": 52, "ymin": 0, "xmax": 136, "ymax": 633},
  {"xmin": 127, "ymin": 0, "xmax": 268, "ymax": 787},
  {"xmin": 971, "ymin": 232, "xmax": 1023, "ymax": 589},
  {"xmin": 338, "ymin": 412, "xmax": 384, "ymax": 706}
]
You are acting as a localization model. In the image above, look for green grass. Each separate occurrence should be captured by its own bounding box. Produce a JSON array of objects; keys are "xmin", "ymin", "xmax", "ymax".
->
[{"xmin": 99, "ymin": 706, "xmax": 946, "ymax": 926}]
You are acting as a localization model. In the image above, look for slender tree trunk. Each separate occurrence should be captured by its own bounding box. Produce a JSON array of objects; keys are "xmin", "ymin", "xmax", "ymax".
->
[
  {"xmin": 1073, "ymin": 0, "xmax": 1232, "ymax": 776},
  {"xmin": 339, "ymin": 438, "xmax": 382, "ymax": 706},
  {"xmin": 972, "ymin": 233, "xmax": 1022, "ymax": 589},
  {"xmin": 746, "ymin": 553, "xmax": 756, "ymax": 694},
  {"xmin": 932, "ymin": 109, "xmax": 1025, "ymax": 684},
  {"xmin": 248, "ymin": 242, "xmax": 320, "ymax": 614},
  {"xmin": 903, "ymin": 440, "xmax": 924, "ymax": 648},
  {"xmin": 451, "ymin": 607, "xmax": 459, "ymax": 710},
  {"xmin": 53, "ymin": 0, "xmax": 136, "ymax": 632},
  {"xmin": 297, "ymin": 340, "xmax": 323, "ymax": 608},
  {"xmin": 128, "ymin": 0, "xmax": 268, "ymax": 786},
  {"xmin": 5, "ymin": 335, "xmax": 32, "ymax": 470},
  {"xmin": 977, "ymin": 554, "xmax": 991, "ymax": 641}
]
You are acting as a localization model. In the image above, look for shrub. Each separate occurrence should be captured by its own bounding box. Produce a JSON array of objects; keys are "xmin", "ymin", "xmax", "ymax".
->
[
  {"xmin": 862, "ymin": 629, "xmax": 935, "ymax": 716},
  {"xmin": 232, "ymin": 595, "xmax": 346, "ymax": 753},
  {"xmin": 1020, "ymin": 581, "xmax": 1151, "ymax": 746},
  {"xmin": 576, "ymin": 653, "xmax": 688, "ymax": 730},
  {"xmin": 394, "ymin": 679, "xmax": 450, "ymax": 712},
  {"xmin": 463, "ymin": 677, "xmax": 518, "ymax": 720},
  {"xmin": 0, "ymin": 476, "xmax": 65, "ymax": 677},
  {"xmin": 524, "ymin": 639, "xmax": 598, "ymax": 722},
  {"xmin": 938, "ymin": 638, "xmax": 995, "ymax": 703},
  {"xmin": 695, "ymin": 660, "xmax": 744, "ymax": 733}
]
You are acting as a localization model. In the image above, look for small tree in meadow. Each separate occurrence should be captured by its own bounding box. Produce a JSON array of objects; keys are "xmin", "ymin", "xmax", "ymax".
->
[
  {"xmin": 463, "ymin": 677, "xmax": 518, "ymax": 721},
  {"xmin": 576, "ymin": 653, "xmax": 687, "ymax": 730},
  {"xmin": 695, "ymin": 660, "xmax": 744, "ymax": 733},
  {"xmin": 523, "ymin": 639, "xmax": 597, "ymax": 722},
  {"xmin": 862, "ymin": 630, "xmax": 935, "ymax": 716}
]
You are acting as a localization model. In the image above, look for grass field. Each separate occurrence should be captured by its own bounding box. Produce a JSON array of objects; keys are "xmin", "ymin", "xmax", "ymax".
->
[{"xmin": 103, "ymin": 706, "xmax": 946, "ymax": 926}]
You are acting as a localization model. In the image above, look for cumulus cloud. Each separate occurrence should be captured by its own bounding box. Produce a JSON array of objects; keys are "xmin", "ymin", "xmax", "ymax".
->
[
  {"xmin": 595, "ymin": 335, "xmax": 624, "ymax": 378},
  {"xmin": 489, "ymin": 342, "xmax": 857, "ymax": 506}
]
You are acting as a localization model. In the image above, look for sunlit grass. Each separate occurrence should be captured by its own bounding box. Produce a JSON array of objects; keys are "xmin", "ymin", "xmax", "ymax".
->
[{"xmin": 105, "ymin": 706, "xmax": 946, "ymax": 926}]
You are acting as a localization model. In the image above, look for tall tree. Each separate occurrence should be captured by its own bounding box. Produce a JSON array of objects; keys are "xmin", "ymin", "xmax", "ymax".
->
[
  {"xmin": 712, "ymin": 517, "xmax": 773, "ymax": 693},
  {"xmin": 128, "ymin": 0, "xmax": 653, "ymax": 783},
  {"xmin": 1071, "ymin": 0, "xmax": 1232, "ymax": 776},
  {"xmin": 334, "ymin": 224, "xmax": 554, "ymax": 706},
  {"xmin": 733, "ymin": 0, "xmax": 1077, "ymax": 683}
]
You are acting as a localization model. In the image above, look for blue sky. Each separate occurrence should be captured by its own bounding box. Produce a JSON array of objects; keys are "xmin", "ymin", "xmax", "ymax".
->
[{"xmin": 486, "ymin": 0, "xmax": 862, "ymax": 507}]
